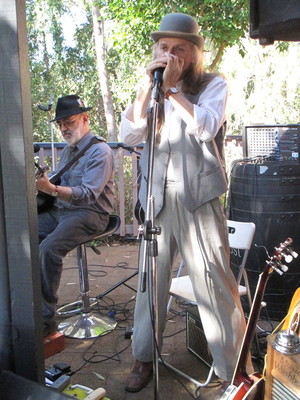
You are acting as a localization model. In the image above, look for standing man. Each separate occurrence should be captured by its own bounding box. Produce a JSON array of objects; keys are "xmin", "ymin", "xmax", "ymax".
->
[
  {"xmin": 120, "ymin": 13, "xmax": 252, "ymax": 399},
  {"xmin": 36, "ymin": 95, "xmax": 114, "ymax": 337}
]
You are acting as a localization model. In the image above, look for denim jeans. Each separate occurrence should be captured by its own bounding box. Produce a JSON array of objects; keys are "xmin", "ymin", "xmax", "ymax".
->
[{"xmin": 38, "ymin": 207, "xmax": 109, "ymax": 322}]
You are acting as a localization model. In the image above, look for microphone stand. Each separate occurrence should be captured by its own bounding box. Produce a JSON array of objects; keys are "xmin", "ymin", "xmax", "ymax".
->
[
  {"xmin": 37, "ymin": 95, "xmax": 54, "ymax": 170},
  {"xmin": 139, "ymin": 72, "xmax": 163, "ymax": 400}
]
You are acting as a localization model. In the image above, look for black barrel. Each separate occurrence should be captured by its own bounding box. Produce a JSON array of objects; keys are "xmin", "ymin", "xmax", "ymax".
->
[{"xmin": 227, "ymin": 160, "xmax": 300, "ymax": 321}]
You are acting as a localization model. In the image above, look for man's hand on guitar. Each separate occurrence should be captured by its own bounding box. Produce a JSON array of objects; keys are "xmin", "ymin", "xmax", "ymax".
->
[
  {"xmin": 35, "ymin": 162, "xmax": 49, "ymax": 179},
  {"xmin": 35, "ymin": 170, "xmax": 55, "ymax": 196}
]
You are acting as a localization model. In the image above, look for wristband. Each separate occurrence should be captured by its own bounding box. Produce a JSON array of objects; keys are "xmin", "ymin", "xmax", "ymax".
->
[{"xmin": 51, "ymin": 185, "xmax": 59, "ymax": 197}]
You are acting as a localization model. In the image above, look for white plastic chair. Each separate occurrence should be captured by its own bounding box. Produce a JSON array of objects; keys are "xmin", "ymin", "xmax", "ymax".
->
[
  {"xmin": 164, "ymin": 219, "xmax": 256, "ymax": 388},
  {"xmin": 169, "ymin": 220, "xmax": 255, "ymax": 306}
]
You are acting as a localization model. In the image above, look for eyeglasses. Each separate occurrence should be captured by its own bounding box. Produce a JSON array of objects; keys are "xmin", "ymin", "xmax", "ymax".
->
[{"xmin": 56, "ymin": 115, "xmax": 81, "ymax": 128}]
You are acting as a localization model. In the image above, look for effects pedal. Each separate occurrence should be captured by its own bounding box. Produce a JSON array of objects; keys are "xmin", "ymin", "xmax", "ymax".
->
[{"xmin": 45, "ymin": 367, "xmax": 63, "ymax": 382}]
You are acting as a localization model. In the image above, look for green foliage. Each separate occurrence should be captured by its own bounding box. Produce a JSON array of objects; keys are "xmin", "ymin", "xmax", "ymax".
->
[
  {"xmin": 27, "ymin": 0, "xmax": 107, "ymax": 141},
  {"xmin": 27, "ymin": 0, "xmax": 252, "ymax": 142},
  {"xmin": 97, "ymin": 0, "xmax": 250, "ymax": 105},
  {"xmin": 27, "ymin": 0, "xmax": 298, "ymax": 144}
]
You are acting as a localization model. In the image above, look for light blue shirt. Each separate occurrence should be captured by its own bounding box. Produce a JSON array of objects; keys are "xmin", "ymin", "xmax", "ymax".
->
[{"xmin": 53, "ymin": 131, "xmax": 114, "ymax": 214}]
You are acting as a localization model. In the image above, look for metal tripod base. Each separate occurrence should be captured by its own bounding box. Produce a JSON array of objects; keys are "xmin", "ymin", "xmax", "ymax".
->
[
  {"xmin": 56, "ymin": 298, "xmax": 98, "ymax": 316},
  {"xmin": 58, "ymin": 312, "xmax": 117, "ymax": 339},
  {"xmin": 159, "ymin": 358, "xmax": 215, "ymax": 388}
]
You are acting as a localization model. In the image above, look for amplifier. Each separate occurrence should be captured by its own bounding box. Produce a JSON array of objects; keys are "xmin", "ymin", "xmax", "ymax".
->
[
  {"xmin": 243, "ymin": 124, "xmax": 300, "ymax": 161},
  {"xmin": 186, "ymin": 306, "xmax": 213, "ymax": 368}
]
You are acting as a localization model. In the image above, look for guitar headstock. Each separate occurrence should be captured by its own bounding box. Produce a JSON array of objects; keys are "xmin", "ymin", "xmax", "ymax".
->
[
  {"xmin": 266, "ymin": 238, "xmax": 298, "ymax": 276},
  {"xmin": 35, "ymin": 162, "xmax": 50, "ymax": 181}
]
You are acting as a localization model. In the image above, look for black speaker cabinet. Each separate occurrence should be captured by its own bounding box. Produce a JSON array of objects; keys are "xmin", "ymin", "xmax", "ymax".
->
[
  {"xmin": 250, "ymin": 0, "xmax": 300, "ymax": 44},
  {"xmin": 186, "ymin": 306, "xmax": 213, "ymax": 368}
]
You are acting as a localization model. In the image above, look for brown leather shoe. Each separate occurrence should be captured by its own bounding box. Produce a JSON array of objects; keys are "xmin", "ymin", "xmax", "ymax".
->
[
  {"xmin": 197, "ymin": 380, "xmax": 231, "ymax": 400},
  {"xmin": 125, "ymin": 360, "xmax": 153, "ymax": 392}
]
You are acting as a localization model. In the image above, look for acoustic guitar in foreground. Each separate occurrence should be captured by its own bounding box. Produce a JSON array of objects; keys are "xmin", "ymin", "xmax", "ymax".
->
[{"xmin": 221, "ymin": 238, "xmax": 297, "ymax": 400}]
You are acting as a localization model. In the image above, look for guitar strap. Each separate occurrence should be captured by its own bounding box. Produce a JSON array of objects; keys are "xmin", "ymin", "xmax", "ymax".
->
[{"xmin": 49, "ymin": 136, "xmax": 103, "ymax": 184}]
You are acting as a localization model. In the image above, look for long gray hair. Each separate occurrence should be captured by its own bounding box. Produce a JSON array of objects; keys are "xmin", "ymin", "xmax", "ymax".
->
[
  {"xmin": 152, "ymin": 42, "xmax": 205, "ymax": 95},
  {"xmin": 151, "ymin": 42, "xmax": 205, "ymax": 144}
]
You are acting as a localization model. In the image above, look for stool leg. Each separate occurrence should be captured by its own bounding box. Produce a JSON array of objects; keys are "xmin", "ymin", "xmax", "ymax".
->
[
  {"xmin": 58, "ymin": 244, "xmax": 117, "ymax": 339},
  {"xmin": 56, "ymin": 244, "xmax": 97, "ymax": 316},
  {"xmin": 77, "ymin": 243, "xmax": 91, "ymax": 313}
]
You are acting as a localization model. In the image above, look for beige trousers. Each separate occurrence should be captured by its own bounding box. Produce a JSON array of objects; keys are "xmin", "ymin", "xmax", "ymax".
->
[{"xmin": 132, "ymin": 182, "xmax": 248, "ymax": 381}]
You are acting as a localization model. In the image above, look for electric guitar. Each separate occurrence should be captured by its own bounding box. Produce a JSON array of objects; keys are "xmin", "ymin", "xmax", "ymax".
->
[
  {"xmin": 34, "ymin": 136, "xmax": 103, "ymax": 214},
  {"xmin": 35, "ymin": 162, "xmax": 60, "ymax": 214},
  {"xmin": 221, "ymin": 238, "xmax": 296, "ymax": 400}
]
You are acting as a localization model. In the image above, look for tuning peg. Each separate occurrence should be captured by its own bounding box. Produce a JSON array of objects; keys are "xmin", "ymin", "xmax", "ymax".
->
[
  {"xmin": 273, "ymin": 267, "xmax": 283, "ymax": 275},
  {"xmin": 284, "ymin": 254, "xmax": 294, "ymax": 264},
  {"xmin": 275, "ymin": 246, "xmax": 298, "ymax": 262},
  {"xmin": 286, "ymin": 247, "xmax": 298, "ymax": 259},
  {"xmin": 272, "ymin": 263, "xmax": 289, "ymax": 275},
  {"xmin": 280, "ymin": 264, "xmax": 289, "ymax": 273}
]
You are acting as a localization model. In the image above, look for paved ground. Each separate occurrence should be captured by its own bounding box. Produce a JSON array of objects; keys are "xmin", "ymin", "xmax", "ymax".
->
[{"xmin": 46, "ymin": 238, "xmax": 273, "ymax": 400}]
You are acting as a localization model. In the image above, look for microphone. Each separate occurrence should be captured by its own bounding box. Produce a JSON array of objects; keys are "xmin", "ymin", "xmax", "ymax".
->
[
  {"xmin": 150, "ymin": 67, "xmax": 165, "ymax": 105},
  {"xmin": 33, "ymin": 143, "xmax": 40, "ymax": 153},
  {"xmin": 37, "ymin": 94, "xmax": 53, "ymax": 111},
  {"xmin": 117, "ymin": 142, "xmax": 141, "ymax": 155},
  {"xmin": 37, "ymin": 104, "xmax": 49, "ymax": 111},
  {"xmin": 153, "ymin": 67, "xmax": 165, "ymax": 86}
]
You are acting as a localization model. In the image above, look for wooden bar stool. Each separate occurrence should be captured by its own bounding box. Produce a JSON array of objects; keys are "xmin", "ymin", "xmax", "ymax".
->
[{"xmin": 57, "ymin": 215, "xmax": 121, "ymax": 339}]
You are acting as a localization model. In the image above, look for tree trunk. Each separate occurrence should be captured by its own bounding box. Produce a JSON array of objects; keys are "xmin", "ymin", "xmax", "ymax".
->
[
  {"xmin": 92, "ymin": 5, "xmax": 118, "ymax": 141},
  {"xmin": 209, "ymin": 42, "xmax": 226, "ymax": 72}
]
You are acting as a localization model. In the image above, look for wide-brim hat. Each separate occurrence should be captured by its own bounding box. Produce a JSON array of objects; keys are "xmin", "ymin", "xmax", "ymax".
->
[
  {"xmin": 50, "ymin": 95, "xmax": 92, "ymax": 122},
  {"xmin": 151, "ymin": 13, "xmax": 204, "ymax": 49}
]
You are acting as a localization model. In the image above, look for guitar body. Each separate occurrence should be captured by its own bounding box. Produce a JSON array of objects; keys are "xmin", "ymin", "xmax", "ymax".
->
[
  {"xmin": 282, "ymin": 287, "xmax": 300, "ymax": 331},
  {"xmin": 37, "ymin": 191, "xmax": 55, "ymax": 214},
  {"xmin": 36, "ymin": 172, "xmax": 61, "ymax": 214},
  {"xmin": 221, "ymin": 374, "xmax": 264, "ymax": 400}
]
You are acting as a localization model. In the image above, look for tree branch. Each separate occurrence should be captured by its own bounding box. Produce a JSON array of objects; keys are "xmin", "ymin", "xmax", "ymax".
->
[{"xmin": 209, "ymin": 42, "xmax": 226, "ymax": 72}]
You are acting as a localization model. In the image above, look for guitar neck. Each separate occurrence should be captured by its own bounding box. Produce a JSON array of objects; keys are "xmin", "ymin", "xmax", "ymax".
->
[
  {"xmin": 233, "ymin": 267, "xmax": 271, "ymax": 386},
  {"xmin": 49, "ymin": 174, "xmax": 60, "ymax": 184},
  {"xmin": 224, "ymin": 238, "xmax": 295, "ymax": 398}
]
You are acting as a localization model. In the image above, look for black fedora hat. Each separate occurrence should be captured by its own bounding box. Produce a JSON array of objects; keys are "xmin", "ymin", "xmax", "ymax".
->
[
  {"xmin": 50, "ymin": 95, "xmax": 92, "ymax": 122},
  {"xmin": 151, "ymin": 13, "xmax": 204, "ymax": 49}
]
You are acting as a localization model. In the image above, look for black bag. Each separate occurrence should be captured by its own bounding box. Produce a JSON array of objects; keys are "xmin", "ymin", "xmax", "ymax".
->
[{"xmin": 134, "ymin": 199, "xmax": 145, "ymax": 225}]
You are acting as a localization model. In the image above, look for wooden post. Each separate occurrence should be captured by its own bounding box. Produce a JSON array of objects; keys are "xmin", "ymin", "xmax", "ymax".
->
[{"xmin": 0, "ymin": 0, "xmax": 44, "ymax": 382}]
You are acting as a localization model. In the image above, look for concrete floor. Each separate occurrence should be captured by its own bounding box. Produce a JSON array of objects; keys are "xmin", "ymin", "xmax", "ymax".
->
[{"xmin": 46, "ymin": 239, "xmax": 270, "ymax": 400}]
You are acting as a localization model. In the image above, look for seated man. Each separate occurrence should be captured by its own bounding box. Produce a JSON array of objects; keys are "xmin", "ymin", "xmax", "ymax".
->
[{"xmin": 36, "ymin": 95, "xmax": 114, "ymax": 337}]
